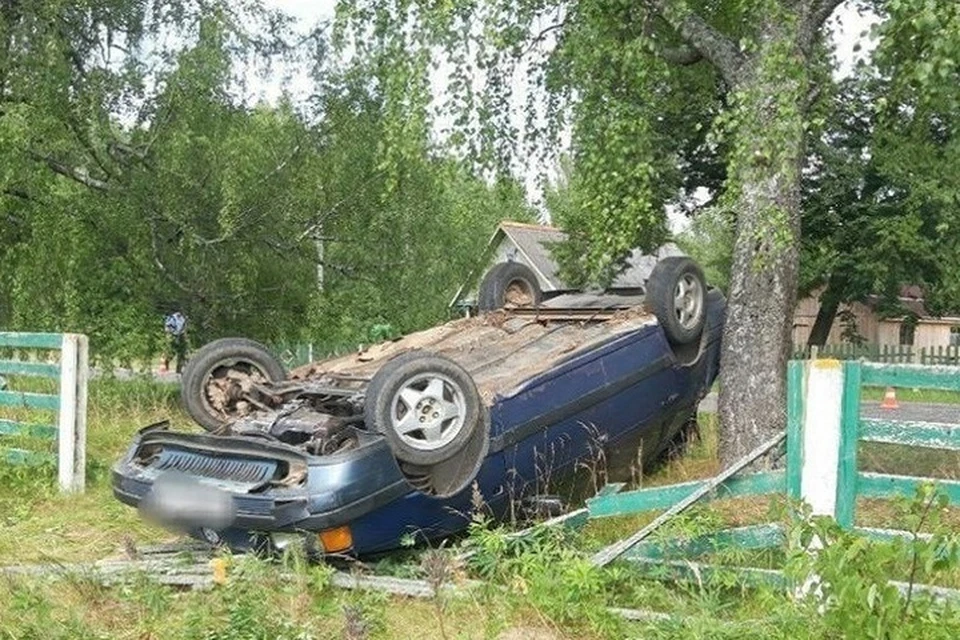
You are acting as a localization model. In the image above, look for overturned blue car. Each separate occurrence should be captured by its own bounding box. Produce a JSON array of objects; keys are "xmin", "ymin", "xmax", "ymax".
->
[{"xmin": 112, "ymin": 256, "xmax": 725, "ymax": 556}]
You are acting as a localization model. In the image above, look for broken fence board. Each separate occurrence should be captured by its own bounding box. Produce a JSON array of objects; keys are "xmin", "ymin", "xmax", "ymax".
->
[
  {"xmin": 2, "ymin": 447, "xmax": 54, "ymax": 466},
  {"xmin": 588, "ymin": 471, "xmax": 784, "ymax": 518},
  {"xmin": 628, "ymin": 557, "xmax": 789, "ymax": 590},
  {"xmin": 457, "ymin": 483, "xmax": 625, "ymax": 562},
  {"xmin": 860, "ymin": 362, "xmax": 960, "ymax": 392},
  {"xmin": 0, "ymin": 552, "xmax": 685, "ymax": 626},
  {"xmin": 0, "ymin": 389, "xmax": 59, "ymax": 411},
  {"xmin": 590, "ymin": 432, "xmax": 786, "ymax": 567},
  {"xmin": 0, "ymin": 361, "xmax": 60, "ymax": 378},
  {"xmin": 860, "ymin": 418, "xmax": 960, "ymax": 451},
  {"xmin": 625, "ymin": 523, "xmax": 785, "ymax": 561},
  {"xmin": 857, "ymin": 472, "xmax": 960, "ymax": 505},
  {"xmin": 0, "ymin": 419, "xmax": 57, "ymax": 439},
  {"xmin": 628, "ymin": 557, "xmax": 960, "ymax": 603},
  {"xmin": 329, "ymin": 571, "xmax": 481, "ymax": 598},
  {"xmin": 0, "ymin": 332, "xmax": 64, "ymax": 350}
]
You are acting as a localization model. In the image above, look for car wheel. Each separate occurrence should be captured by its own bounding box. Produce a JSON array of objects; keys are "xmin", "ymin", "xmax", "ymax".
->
[
  {"xmin": 181, "ymin": 338, "xmax": 286, "ymax": 432},
  {"xmin": 646, "ymin": 256, "xmax": 707, "ymax": 345},
  {"xmin": 364, "ymin": 351, "xmax": 483, "ymax": 466},
  {"xmin": 477, "ymin": 261, "xmax": 543, "ymax": 312}
]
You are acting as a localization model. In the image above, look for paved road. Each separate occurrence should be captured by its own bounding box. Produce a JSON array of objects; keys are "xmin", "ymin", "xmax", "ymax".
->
[
  {"xmin": 860, "ymin": 401, "xmax": 960, "ymax": 424},
  {"xmin": 698, "ymin": 392, "xmax": 960, "ymax": 425}
]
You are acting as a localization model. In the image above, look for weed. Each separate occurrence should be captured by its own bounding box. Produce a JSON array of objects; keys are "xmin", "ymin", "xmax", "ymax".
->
[
  {"xmin": 785, "ymin": 485, "xmax": 960, "ymax": 639},
  {"xmin": 421, "ymin": 548, "xmax": 459, "ymax": 639}
]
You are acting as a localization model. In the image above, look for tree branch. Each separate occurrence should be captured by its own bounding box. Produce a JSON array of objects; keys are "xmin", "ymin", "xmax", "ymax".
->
[
  {"xmin": 809, "ymin": 0, "xmax": 845, "ymax": 31},
  {"xmin": 800, "ymin": 0, "xmax": 845, "ymax": 53},
  {"xmin": 643, "ymin": 0, "xmax": 745, "ymax": 84},
  {"xmin": 642, "ymin": 16, "xmax": 704, "ymax": 66},
  {"xmin": 30, "ymin": 152, "xmax": 111, "ymax": 191},
  {"xmin": 521, "ymin": 20, "xmax": 568, "ymax": 57},
  {"xmin": 660, "ymin": 43, "xmax": 703, "ymax": 65}
]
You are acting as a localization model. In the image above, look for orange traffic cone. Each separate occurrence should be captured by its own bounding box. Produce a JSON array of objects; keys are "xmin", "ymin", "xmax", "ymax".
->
[{"xmin": 880, "ymin": 387, "xmax": 899, "ymax": 410}]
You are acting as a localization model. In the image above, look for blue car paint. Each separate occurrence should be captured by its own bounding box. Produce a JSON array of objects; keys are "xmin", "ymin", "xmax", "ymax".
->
[
  {"xmin": 114, "ymin": 290, "xmax": 724, "ymax": 555},
  {"xmin": 344, "ymin": 291, "xmax": 723, "ymax": 554}
]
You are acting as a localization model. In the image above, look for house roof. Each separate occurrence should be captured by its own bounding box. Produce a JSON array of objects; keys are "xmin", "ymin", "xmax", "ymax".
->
[
  {"xmin": 497, "ymin": 221, "xmax": 685, "ymax": 289},
  {"xmin": 450, "ymin": 221, "xmax": 685, "ymax": 307},
  {"xmin": 863, "ymin": 286, "xmax": 960, "ymax": 323},
  {"xmin": 497, "ymin": 221, "xmax": 567, "ymax": 289}
]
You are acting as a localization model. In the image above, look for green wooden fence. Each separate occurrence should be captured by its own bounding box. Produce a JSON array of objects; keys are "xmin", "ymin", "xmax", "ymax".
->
[
  {"xmin": 582, "ymin": 359, "xmax": 960, "ymax": 598},
  {"xmin": 0, "ymin": 332, "xmax": 88, "ymax": 492},
  {"xmin": 793, "ymin": 343, "xmax": 960, "ymax": 366},
  {"xmin": 270, "ymin": 341, "xmax": 380, "ymax": 369}
]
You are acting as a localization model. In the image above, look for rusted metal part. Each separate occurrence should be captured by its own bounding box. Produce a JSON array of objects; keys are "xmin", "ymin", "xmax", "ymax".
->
[{"xmin": 509, "ymin": 308, "xmax": 621, "ymax": 321}]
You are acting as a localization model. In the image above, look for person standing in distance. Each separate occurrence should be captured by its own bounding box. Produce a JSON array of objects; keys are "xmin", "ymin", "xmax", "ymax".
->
[{"xmin": 161, "ymin": 311, "xmax": 188, "ymax": 373}]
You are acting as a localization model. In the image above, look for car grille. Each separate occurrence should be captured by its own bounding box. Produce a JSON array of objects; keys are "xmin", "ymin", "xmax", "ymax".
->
[{"xmin": 145, "ymin": 447, "xmax": 279, "ymax": 491}]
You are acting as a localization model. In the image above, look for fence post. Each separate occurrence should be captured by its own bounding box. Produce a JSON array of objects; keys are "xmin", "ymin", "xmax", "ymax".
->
[
  {"xmin": 835, "ymin": 361, "xmax": 861, "ymax": 529},
  {"xmin": 56, "ymin": 334, "xmax": 87, "ymax": 493},
  {"xmin": 76, "ymin": 335, "xmax": 89, "ymax": 491},
  {"xmin": 786, "ymin": 361, "xmax": 805, "ymax": 501},
  {"xmin": 799, "ymin": 359, "xmax": 845, "ymax": 518}
]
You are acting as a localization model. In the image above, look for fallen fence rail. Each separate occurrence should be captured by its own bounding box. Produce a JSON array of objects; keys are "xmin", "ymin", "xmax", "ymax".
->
[
  {"xmin": 0, "ymin": 541, "xmax": 678, "ymax": 625},
  {"xmin": 583, "ymin": 358, "xmax": 960, "ymax": 599},
  {"xmin": 591, "ymin": 432, "xmax": 785, "ymax": 567}
]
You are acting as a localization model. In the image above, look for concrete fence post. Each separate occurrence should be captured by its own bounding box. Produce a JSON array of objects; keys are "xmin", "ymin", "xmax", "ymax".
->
[
  {"xmin": 790, "ymin": 359, "xmax": 845, "ymax": 599},
  {"xmin": 798, "ymin": 359, "xmax": 845, "ymax": 518},
  {"xmin": 56, "ymin": 334, "xmax": 88, "ymax": 493}
]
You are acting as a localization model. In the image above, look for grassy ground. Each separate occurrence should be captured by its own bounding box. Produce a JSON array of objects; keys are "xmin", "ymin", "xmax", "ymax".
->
[
  {"xmin": 0, "ymin": 378, "xmax": 193, "ymax": 563},
  {"xmin": 3, "ymin": 384, "xmax": 960, "ymax": 638}
]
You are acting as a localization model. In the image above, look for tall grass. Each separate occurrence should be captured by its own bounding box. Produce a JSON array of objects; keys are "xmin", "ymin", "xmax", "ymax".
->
[
  {"xmin": 4, "ymin": 385, "xmax": 960, "ymax": 638},
  {"xmin": 0, "ymin": 377, "xmax": 190, "ymax": 564}
]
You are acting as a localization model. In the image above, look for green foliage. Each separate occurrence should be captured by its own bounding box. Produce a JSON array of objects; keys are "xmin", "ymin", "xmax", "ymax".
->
[
  {"xmin": 786, "ymin": 486, "xmax": 960, "ymax": 640},
  {"xmin": 464, "ymin": 513, "xmax": 627, "ymax": 636},
  {"xmin": 0, "ymin": 1, "xmax": 530, "ymax": 364},
  {"xmin": 799, "ymin": 68, "xmax": 959, "ymax": 342},
  {"xmin": 335, "ymin": 0, "xmax": 739, "ymax": 285},
  {"xmin": 676, "ymin": 206, "xmax": 735, "ymax": 293}
]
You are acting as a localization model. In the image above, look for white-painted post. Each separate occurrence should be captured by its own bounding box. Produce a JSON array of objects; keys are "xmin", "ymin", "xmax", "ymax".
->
[
  {"xmin": 56, "ymin": 334, "xmax": 87, "ymax": 493},
  {"xmin": 796, "ymin": 359, "xmax": 845, "ymax": 600},
  {"xmin": 74, "ymin": 334, "xmax": 89, "ymax": 492},
  {"xmin": 799, "ymin": 359, "xmax": 845, "ymax": 517}
]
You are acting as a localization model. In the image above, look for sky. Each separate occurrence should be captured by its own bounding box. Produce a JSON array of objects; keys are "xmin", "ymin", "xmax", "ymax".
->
[{"xmin": 257, "ymin": 0, "xmax": 881, "ymax": 228}]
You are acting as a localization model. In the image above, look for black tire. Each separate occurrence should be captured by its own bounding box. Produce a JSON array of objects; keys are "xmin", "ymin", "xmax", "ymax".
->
[
  {"xmin": 181, "ymin": 338, "xmax": 286, "ymax": 432},
  {"xmin": 364, "ymin": 351, "xmax": 483, "ymax": 465},
  {"xmin": 646, "ymin": 257, "xmax": 707, "ymax": 346},
  {"xmin": 478, "ymin": 261, "xmax": 543, "ymax": 312}
]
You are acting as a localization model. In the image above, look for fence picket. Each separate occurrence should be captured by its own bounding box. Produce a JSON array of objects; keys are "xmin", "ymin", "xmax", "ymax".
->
[{"xmin": 793, "ymin": 343, "xmax": 960, "ymax": 367}]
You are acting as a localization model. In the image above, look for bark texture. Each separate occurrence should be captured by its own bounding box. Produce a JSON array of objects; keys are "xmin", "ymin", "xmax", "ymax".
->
[
  {"xmin": 806, "ymin": 278, "xmax": 842, "ymax": 346},
  {"xmin": 716, "ymin": 23, "xmax": 808, "ymax": 465},
  {"xmin": 646, "ymin": 0, "xmax": 838, "ymax": 465}
]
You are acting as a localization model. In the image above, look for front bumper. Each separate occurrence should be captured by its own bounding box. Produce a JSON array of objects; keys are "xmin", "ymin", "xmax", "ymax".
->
[{"xmin": 112, "ymin": 423, "xmax": 411, "ymax": 534}]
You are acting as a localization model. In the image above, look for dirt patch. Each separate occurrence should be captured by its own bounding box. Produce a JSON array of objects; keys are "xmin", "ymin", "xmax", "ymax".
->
[{"xmin": 290, "ymin": 309, "xmax": 657, "ymax": 403}]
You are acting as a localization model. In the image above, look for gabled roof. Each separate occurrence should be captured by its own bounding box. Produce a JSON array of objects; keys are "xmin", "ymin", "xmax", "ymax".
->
[
  {"xmin": 863, "ymin": 286, "xmax": 960, "ymax": 323},
  {"xmin": 450, "ymin": 220, "xmax": 685, "ymax": 308},
  {"xmin": 494, "ymin": 221, "xmax": 685, "ymax": 289},
  {"xmin": 497, "ymin": 221, "xmax": 567, "ymax": 289}
]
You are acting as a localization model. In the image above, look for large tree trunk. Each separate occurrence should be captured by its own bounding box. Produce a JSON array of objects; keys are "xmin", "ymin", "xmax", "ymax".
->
[
  {"xmin": 806, "ymin": 278, "xmax": 843, "ymax": 346},
  {"xmin": 806, "ymin": 296, "xmax": 839, "ymax": 346},
  {"xmin": 717, "ymin": 24, "xmax": 808, "ymax": 465}
]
